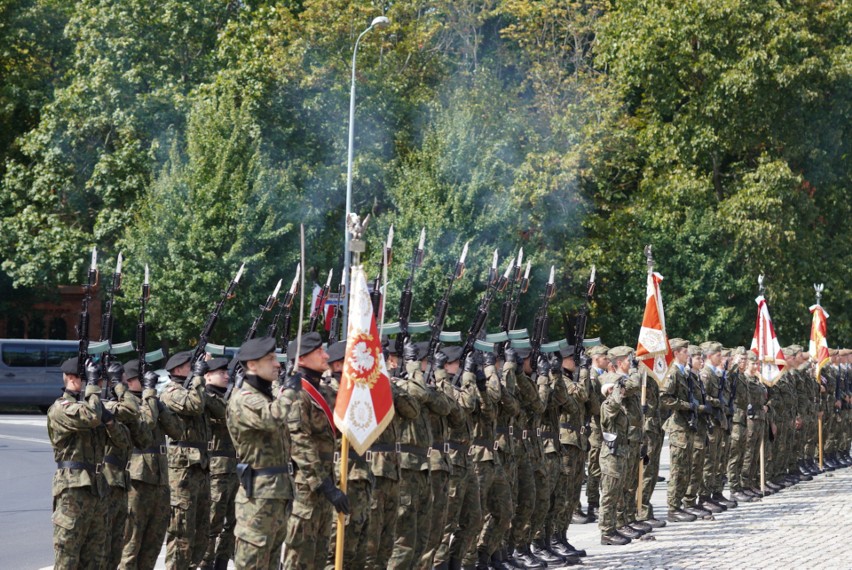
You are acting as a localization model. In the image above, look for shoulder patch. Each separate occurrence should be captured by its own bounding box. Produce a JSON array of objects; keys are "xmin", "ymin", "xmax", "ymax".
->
[
  {"xmin": 241, "ymin": 391, "xmax": 252, "ymax": 396},
  {"xmin": 61, "ymin": 400, "xmax": 72, "ymax": 406}
]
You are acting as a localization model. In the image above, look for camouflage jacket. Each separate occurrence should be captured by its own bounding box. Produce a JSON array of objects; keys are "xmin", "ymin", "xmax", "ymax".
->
[
  {"xmin": 623, "ymin": 373, "xmax": 644, "ymax": 443},
  {"xmin": 661, "ymin": 364, "xmax": 695, "ymax": 433},
  {"xmin": 129, "ymin": 388, "xmax": 184, "ymax": 486},
  {"xmin": 206, "ymin": 386, "xmax": 236, "ymax": 476},
  {"xmin": 286, "ymin": 367, "xmax": 337, "ymax": 490},
  {"xmin": 600, "ymin": 393, "xmax": 628, "ymax": 476},
  {"xmin": 540, "ymin": 368, "xmax": 569, "ymax": 455},
  {"xmin": 587, "ymin": 368, "xmax": 605, "ymax": 445},
  {"xmin": 102, "ymin": 385, "xmax": 149, "ymax": 489},
  {"xmin": 513, "ymin": 366, "xmax": 545, "ymax": 458},
  {"xmin": 493, "ymin": 361, "xmax": 520, "ymax": 456},
  {"xmin": 441, "ymin": 370, "xmax": 480, "ymax": 470},
  {"xmin": 642, "ymin": 374, "xmax": 662, "ymax": 435},
  {"xmin": 428, "ymin": 368, "xmax": 465, "ymax": 474},
  {"xmin": 368, "ymin": 380, "xmax": 420, "ymax": 480},
  {"xmin": 746, "ymin": 375, "xmax": 768, "ymax": 421},
  {"xmin": 469, "ymin": 365, "xmax": 502, "ymax": 463},
  {"xmin": 394, "ymin": 361, "xmax": 452, "ymax": 472},
  {"xmin": 162, "ymin": 373, "xmax": 225, "ymax": 471},
  {"xmin": 558, "ymin": 367, "xmax": 588, "ymax": 450},
  {"xmin": 48, "ymin": 387, "xmax": 130, "ymax": 497},
  {"xmin": 226, "ymin": 375, "xmax": 293, "ymax": 499},
  {"xmin": 700, "ymin": 365, "xmax": 728, "ymax": 431},
  {"xmin": 730, "ymin": 371, "xmax": 751, "ymax": 426}
]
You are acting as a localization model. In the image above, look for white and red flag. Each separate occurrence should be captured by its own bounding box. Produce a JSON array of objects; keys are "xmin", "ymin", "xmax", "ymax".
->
[
  {"xmin": 334, "ymin": 265, "xmax": 395, "ymax": 455},
  {"xmin": 636, "ymin": 271, "xmax": 674, "ymax": 385},
  {"xmin": 750, "ymin": 295, "xmax": 786, "ymax": 385},
  {"xmin": 809, "ymin": 303, "xmax": 830, "ymax": 380}
]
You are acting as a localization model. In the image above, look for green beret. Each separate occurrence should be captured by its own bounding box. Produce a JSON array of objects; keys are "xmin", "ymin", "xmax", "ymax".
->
[
  {"xmin": 587, "ymin": 345, "xmax": 610, "ymax": 357},
  {"xmin": 239, "ymin": 336, "xmax": 277, "ymax": 362},
  {"xmin": 327, "ymin": 341, "xmax": 347, "ymax": 364},
  {"xmin": 60, "ymin": 357, "xmax": 80, "ymax": 375},
  {"xmin": 287, "ymin": 332, "xmax": 323, "ymax": 360},
  {"xmin": 165, "ymin": 350, "xmax": 193, "ymax": 371},
  {"xmin": 669, "ymin": 338, "xmax": 689, "ymax": 351},
  {"xmin": 607, "ymin": 346, "xmax": 633, "ymax": 360}
]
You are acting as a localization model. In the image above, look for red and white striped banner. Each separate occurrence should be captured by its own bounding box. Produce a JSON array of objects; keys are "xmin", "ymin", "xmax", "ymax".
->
[
  {"xmin": 636, "ymin": 271, "xmax": 674, "ymax": 385},
  {"xmin": 750, "ymin": 295, "xmax": 786, "ymax": 385},
  {"xmin": 809, "ymin": 303, "xmax": 830, "ymax": 380}
]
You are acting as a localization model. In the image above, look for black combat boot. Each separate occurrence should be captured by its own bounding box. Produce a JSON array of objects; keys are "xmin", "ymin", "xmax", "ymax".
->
[
  {"xmin": 530, "ymin": 539, "xmax": 564, "ymax": 565},
  {"xmin": 572, "ymin": 506, "xmax": 592, "ymax": 524},
  {"xmin": 474, "ymin": 549, "xmax": 491, "ymax": 570},
  {"xmin": 510, "ymin": 545, "xmax": 546, "ymax": 569},
  {"xmin": 617, "ymin": 524, "xmax": 642, "ymax": 539},
  {"xmin": 630, "ymin": 520, "xmax": 653, "ymax": 532},
  {"xmin": 699, "ymin": 495, "xmax": 725, "ymax": 513},
  {"xmin": 713, "ymin": 491, "xmax": 737, "ymax": 508},
  {"xmin": 212, "ymin": 558, "xmax": 228, "ymax": 570},
  {"xmin": 489, "ymin": 549, "xmax": 513, "ymax": 570},
  {"xmin": 601, "ymin": 531, "xmax": 631, "ymax": 545},
  {"xmin": 668, "ymin": 509, "xmax": 697, "ymax": 522},
  {"xmin": 562, "ymin": 536, "xmax": 587, "ymax": 557},
  {"xmin": 587, "ymin": 503, "xmax": 598, "ymax": 522}
]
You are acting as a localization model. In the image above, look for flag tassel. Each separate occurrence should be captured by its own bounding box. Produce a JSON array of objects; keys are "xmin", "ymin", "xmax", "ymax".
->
[{"xmin": 334, "ymin": 435, "xmax": 349, "ymax": 570}]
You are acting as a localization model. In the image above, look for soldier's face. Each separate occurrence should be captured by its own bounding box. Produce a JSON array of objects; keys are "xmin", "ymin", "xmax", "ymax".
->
[
  {"xmin": 127, "ymin": 377, "xmax": 142, "ymax": 392},
  {"xmin": 674, "ymin": 348, "xmax": 688, "ymax": 365},
  {"xmin": 331, "ymin": 360, "xmax": 344, "ymax": 374},
  {"xmin": 248, "ymin": 352, "xmax": 281, "ymax": 382},
  {"xmin": 708, "ymin": 352, "xmax": 722, "ymax": 367},
  {"xmin": 63, "ymin": 373, "xmax": 83, "ymax": 392},
  {"xmin": 299, "ymin": 347, "xmax": 329, "ymax": 373},
  {"xmin": 562, "ymin": 357, "xmax": 576, "ymax": 372},
  {"xmin": 205, "ymin": 368, "xmax": 229, "ymax": 388},
  {"xmin": 445, "ymin": 360, "xmax": 461, "ymax": 375},
  {"xmin": 747, "ymin": 361, "xmax": 758, "ymax": 374}
]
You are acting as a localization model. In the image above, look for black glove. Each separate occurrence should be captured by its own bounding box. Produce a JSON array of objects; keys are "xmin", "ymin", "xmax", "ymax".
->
[
  {"xmin": 101, "ymin": 406, "xmax": 115, "ymax": 425},
  {"xmin": 642, "ymin": 404, "xmax": 649, "ymax": 415},
  {"xmin": 504, "ymin": 347, "xmax": 517, "ymax": 366},
  {"xmin": 106, "ymin": 362, "xmax": 124, "ymax": 385},
  {"xmin": 642, "ymin": 453, "xmax": 650, "ymax": 466},
  {"xmin": 434, "ymin": 351, "xmax": 448, "ymax": 370},
  {"xmin": 143, "ymin": 371, "xmax": 159, "ymax": 391},
  {"xmin": 284, "ymin": 371, "xmax": 303, "ymax": 392},
  {"xmin": 549, "ymin": 354, "xmax": 561, "ymax": 373},
  {"xmin": 536, "ymin": 356, "xmax": 549, "ymax": 377},
  {"xmin": 403, "ymin": 342, "xmax": 419, "ymax": 363},
  {"xmin": 464, "ymin": 352, "xmax": 478, "ymax": 373},
  {"xmin": 192, "ymin": 359, "xmax": 209, "ymax": 379},
  {"xmin": 579, "ymin": 354, "xmax": 592, "ymax": 369},
  {"xmin": 475, "ymin": 368, "xmax": 488, "ymax": 391},
  {"xmin": 85, "ymin": 360, "xmax": 102, "ymax": 386},
  {"xmin": 233, "ymin": 364, "xmax": 246, "ymax": 387},
  {"xmin": 319, "ymin": 478, "xmax": 350, "ymax": 514},
  {"xmin": 640, "ymin": 443, "xmax": 648, "ymax": 460},
  {"xmin": 690, "ymin": 400, "xmax": 699, "ymax": 414},
  {"xmin": 483, "ymin": 351, "xmax": 497, "ymax": 367}
]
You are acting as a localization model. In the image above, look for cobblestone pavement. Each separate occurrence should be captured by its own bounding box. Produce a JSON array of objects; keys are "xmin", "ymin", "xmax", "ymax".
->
[{"xmin": 561, "ymin": 441, "xmax": 851, "ymax": 570}]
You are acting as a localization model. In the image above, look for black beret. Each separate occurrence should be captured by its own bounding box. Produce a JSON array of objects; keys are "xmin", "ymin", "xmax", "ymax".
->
[
  {"xmin": 123, "ymin": 359, "xmax": 140, "ymax": 380},
  {"xmin": 327, "ymin": 341, "xmax": 347, "ymax": 364},
  {"xmin": 206, "ymin": 357, "xmax": 230, "ymax": 371},
  {"xmin": 238, "ymin": 336, "xmax": 277, "ymax": 362},
  {"xmin": 287, "ymin": 332, "xmax": 323, "ymax": 360},
  {"xmin": 382, "ymin": 336, "xmax": 398, "ymax": 356},
  {"xmin": 165, "ymin": 350, "xmax": 193, "ymax": 371},
  {"xmin": 414, "ymin": 341, "xmax": 430, "ymax": 361},
  {"xmin": 515, "ymin": 347, "xmax": 531, "ymax": 360},
  {"xmin": 60, "ymin": 357, "xmax": 80, "ymax": 375},
  {"xmin": 440, "ymin": 345, "xmax": 463, "ymax": 363},
  {"xmin": 563, "ymin": 346, "xmax": 576, "ymax": 357}
]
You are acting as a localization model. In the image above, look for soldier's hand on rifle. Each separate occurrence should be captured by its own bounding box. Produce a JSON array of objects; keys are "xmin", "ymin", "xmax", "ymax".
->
[
  {"xmin": 483, "ymin": 351, "xmax": 496, "ymax": 367},
  {"xmin": 504, "ymin": 347, "xmax": 517, "ymax": 366},
  {"xmin": 85, "ymin": 360, "xmax": 102, "ymax": 386},
  {"xmin": 642, "ymin": 404, "xmax": 649, "ymax": 415},
  {"xmin": 548, "ymin": 354, "xmax": 561, "ymax": 373},
  {"xmin": 143, "ymin": 371, "xmax": 159, "ymax": 391},
  {"xmin": 100, "ymin": 405, "xmax": 115, "ymax": 426},
  {"xmin": 536, "ymin": 356, "xmax": 549, "ymax": 378},
  {"xmin": 475, "ymin": 368, "xmax": 488, "ymax": 391},
  {"xmin": 579, "ymin": 354, "xmax": 591, "ymax": 369},
  {"xmin": 192, "ymin": 359, "xmax": 209, "ymax": 379},
  {"xmin": 403, "ymin": 342, "xmax": 419, "ymax": 363},
  {"xmin": 283, "ymin": 371, "xmax": 303, "ymax": 392},
  {"xmin": 464, "ymin": 352, "xmax": 478, "ymax": 374},
  {"xmin": 319, "ymin": 478, "xmax": 350, "ymax": 514},
  {"xmin": 107, "ymin": 362, "xmax": 124, "ymax": 385},
  {"xmin": 434, "ymin": 350, "xmax": 448, "ymax": 370}
]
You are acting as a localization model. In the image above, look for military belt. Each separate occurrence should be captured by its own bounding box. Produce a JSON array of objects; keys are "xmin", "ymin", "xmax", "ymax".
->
[
  {"xmin": 253, "ymin": 463, "xmax": 294, "ymax": 476},
  {"xmin": 102, "ymin": 455, "xmax": 124, "ymax": 468},
  {"xmin": 446, "ymin": 440, "xmax": 470, "ymax": 453},
  {"xmin": 362, "ymin": 443, "xmax": 398, "ymax": 462},
  {"xmin": 559, "ymin": 422, "xmax": 579, "ymax": 432},
  {"xmin": 495, "ymin": 426, "xmax": 514, "ymax": 436},
  {"xmin": 209, "ymin": 449, "xmax": 237, "ymax": 458},
  {"xmin": 429, "ymin": 441, "xmax": 451, "ymax": 454},
  {"xmin": 397, "ymin": 444, "xmax": 430, "ymax": 457},
  {"xmin": 133, "ymin": 445, "xmax": 167, "ymax": 455},
  {"xmin": 319, "ymin": 452, "xmax": 336, "ymax": 463},
  {"xmin": 171, "ymin": 441, "xmax": 212, "ymax": 451},
  {"xmin": 539, "ymin": 430, "xmax": 557, "ymax": 440},
  {"xmin": 56, "ymin": 461, "xmax": 99, "ymax": 474},
  {"xmin": 472, "ymin": 438, "xmax": 499, "ymax": 451}
]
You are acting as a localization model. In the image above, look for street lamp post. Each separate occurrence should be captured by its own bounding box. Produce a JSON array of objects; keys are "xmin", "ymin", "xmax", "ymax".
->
[{"xmin": 342, "ymin": 15, "xmax": 389, "ymax": 338}]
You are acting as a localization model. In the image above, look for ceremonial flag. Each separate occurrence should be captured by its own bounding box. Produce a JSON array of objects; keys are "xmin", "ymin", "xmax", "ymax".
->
[
  {"xmin": 636, "ymin": 271, "xmax": 674, "ymax": 385},
  {"xmin": 334, "ymin": 265, "xmax": 395, "ymax": 455},
  {"xmin": 750, "ymin": 295, "xmax": 786, "ymax": 385},
  {"xmin": 809, "ymin": 303, "xmax": 830, "ymax": 379}
]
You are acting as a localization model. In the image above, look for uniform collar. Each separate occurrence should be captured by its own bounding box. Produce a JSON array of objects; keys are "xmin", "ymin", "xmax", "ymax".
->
[{"xmin": 244, "ymin": 374, "xmax": 272, "ymax": 398}]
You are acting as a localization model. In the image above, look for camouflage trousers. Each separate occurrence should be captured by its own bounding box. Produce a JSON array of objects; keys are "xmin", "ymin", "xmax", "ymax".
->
[
  {"xmin": 233, "ymin": 489, "xmax": 290, "ymax": 570},
  {"xmin": 389, "ymin": 469, "xmax": 431, "ymax": 569},
  {"xmin": 365, "ymin": 475, "xmax": 399, "ymax": 570},
  {"xmin": 784, "ymin": 417, "xmax": 798, "ymax": 473},
  {"xmin": 104, "ymin": 485, "xmax": 128, "ymax": 570},
  {"xmin": 419, "ymin": 469, "xmax": 449, "ymax": 568},
  {"xmin": 466, "ymin": 460, "xmax": 512, "ymax": 562},
  {"xmin": 570, "ymin": 447, "xmax": 588, "ymax": 519},
  {"xmin": 53, "ymin": 486, "xmax": 107, "ymax": 570},
  {"xmin": 202, "ymin": 472, "xmax": 238, "ymax": 567},
  {"xmin": 120, "ymin": 480, "xmax": 169, "ymax": 570},
  {"xmin": 701, "ymin": 425, "xmax": 724, "ymax": 496},
  {"xmin": 435, "ymin": 465, "xmax": 480, "ymax": 566},
  {"xmin": 553, "ymin": 445, "xmax": 583, "ymax": 535},
  {"xmin": 742, "ymin": 419, "xmax": 765, "ymax": 489},
  {"xmin": 508, "ymin": 449, "xmax": 536, "ymax": 548},
  {"xmin": 598, "ymin": 451, "xmax": 624, "ymax": 535},
  {"xmin": 666, "ymin": 428, "xmax": 693, "ymax": 511},
  {"xmin": 326, "ymin": 478, "xmax": 371, "ymax": 569},
  {"xmin": 639, "ymin": 427, "xmax": 663, "ymax": 520},
  {"xmin": 684, "ymin": 430, "xmax": 707, "ymax": 507},
  {"xmin": 586, "ymin": 433, "xmax": 602, "ymax": 506},
  {"xmin": 532, "ymin": 452, "xmax": 558, "ymax": 542},
  {"xmin": 726, "ymin": 423, "xmax": 748, "ymax": 492},
  {"xmin": 167, "ymin": 464, "xmax": 210, "ymax": 569},
  {"xmin": 285, "ymin": 482, "xmax": 334, "ymax": 570},
  {"xmin": 617, "ymin": 442, "xmax": 640, "ymax": 527}
]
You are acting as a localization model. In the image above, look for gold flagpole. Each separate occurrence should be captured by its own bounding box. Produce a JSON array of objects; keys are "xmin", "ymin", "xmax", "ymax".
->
[
  {"xmin": 637, "ymin": 370, "xmax": 647, "ymax": 508},
  {"xmin": 334, "ymin": 436, "xmax": 349, "ymax": 570}
]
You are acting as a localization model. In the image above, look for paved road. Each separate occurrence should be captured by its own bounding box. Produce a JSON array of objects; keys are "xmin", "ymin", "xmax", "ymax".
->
[{"xmin": 3, "ymin": 412, "xmax": 849, "ymax": 569}]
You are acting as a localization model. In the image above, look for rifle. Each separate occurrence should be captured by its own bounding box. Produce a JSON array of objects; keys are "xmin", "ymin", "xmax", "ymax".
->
[
  {"xmin": 422, "ymin": 242, "xmax": 468, "ymax": 384},
  {"xmin": 496, "ymin": 249, "xmax": 521, "ymax": 358},
  {"xmin": 686, "ymin": 368, "xmax": 698, "ymax": 432},
  {"xmin": 370, "ymin": 226, "xmax": 394, "ymax": 321},
  {"xmin": 267, "ymin": 264, "xmax": 300, "ymax": 354},
  {"xmin": 75, "ymin": 248, "xmax": 99, "ymax": 401},
  {"xmin": 835, "ymin": 349, "xmax": 843, "ymax": 414},
  {"xmin": 227, "ymin": 279, "xmax": 281, "ymax": 396},
  {"xmin": 451, "ymin": 250, "xmax": 511, "ymax": 386},
  {"xmin": 309, "ymin": 269, "xmax": 333, "ymax": 333},
  {"xmin": 136, "ymin": 265, "xmax": 150, "ymax": 379},
  {"xmin": 697, "ymin": 372, "xmax": 713, "ymax": 434},
  {"xmin": 394, "ymin": 228, "xmax": 425, "ymax": 372},
  {"xmin": 328, "ymin": 269, "xmax": 345, "ymax": 345},
  {"xmin": 572, "ymin": 265, "xmax": 596, "ymax": 370},
  {"xmin": 184, "ymin": 263, "xmax": 245, "ymax": 388},
  {"xmin": 718, "ymin": 360, "xmax": 730, "ymax": 430},
  {"xmin": 99, "ymin": 253, "xmax": 123, "ymax": 401},
  {"xmin": 528, "ymin": 266, "xmax": 556, "ymax": 370},
  {"xmin": 509, "ymin": 258, "xmax": 531, "ymax": 333}
]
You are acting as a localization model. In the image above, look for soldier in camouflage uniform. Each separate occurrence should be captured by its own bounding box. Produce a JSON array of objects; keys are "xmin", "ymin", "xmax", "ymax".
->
[
  {"xmin": 49, "ymin": 357, "xmax": 130, "ymax": 570},
  {"xmin": 683, "ymin": 345, "xmax": 713, "ymax": 517},
  {"xmin": 161, "ymin": 350, "xmax": 226, "ymax": 569},
  {"xmin": 201, "ymin": 357, "xmax": 238, "ymax": 570},
  {"xmin": 598, "ymin": 373, "xmax": 630, "ymax": 545},
  {"xmin": 584, "ymin": 345, "xmax": 610, "ymax": 523},
  {"xmin": 283, "ymin": 332, "xmax": 350, "ymax": 569},
  {"xmin": 637, "ymin": 349, "xmax": 666, "ymax": 527},
  {"xmin": 102, "ymin": 360, "xmax": 151, "ymax": 570},
  {"xmin": 726, "ymin": 350, "xmax": 757, "ymax": 503},
  {"xmin": 364, "ymin": 343, "xmax": 421, "ymax": 570},
  {"xmin": 226, "ymin": 336, "xmax": 293, "ymax": 569},
  {"xmin": 323, "ymin": 340, "xmax": 374, "ymax": 569},
  {"xmin": 790, "ymin": 346, "xmax": 817, "ymax": 477},
  {"xmin": 742, "ymin": 352, "xmax": 767, "ymax": 496},
  {"xmin": 121, "ymin": 362, "xmax": 185, "ymax": 570},
  {"xmin": 661, "ymin": 339, "xmax": 698, "ymax": 522},
  {"xmin": 433, "ymin": 346, "xmax": 483, "ymax": 569},
  {"xmin": 698, "ymin": 341, "xmax": 730, "ymax": 513}
]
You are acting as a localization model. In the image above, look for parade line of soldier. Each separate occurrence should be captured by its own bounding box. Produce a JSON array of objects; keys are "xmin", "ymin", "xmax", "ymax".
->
[{"xmin": 48, "ymin": 225, "xmax": 850, "ymax": 570}]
